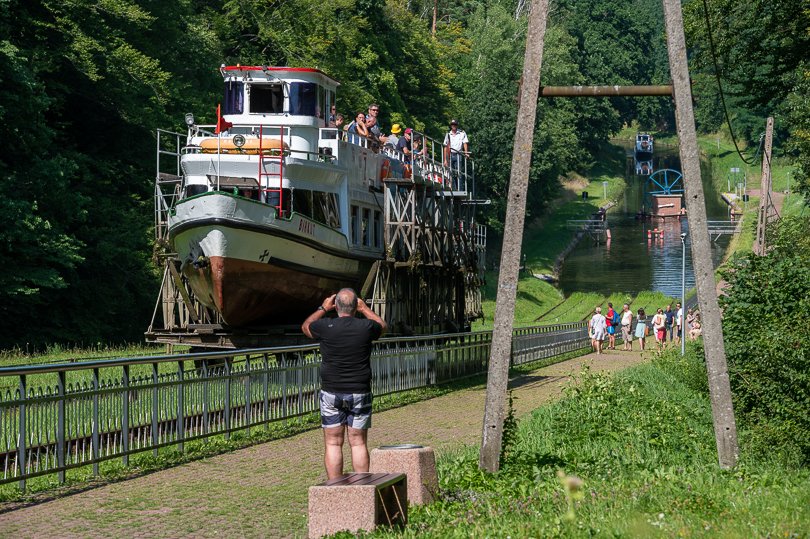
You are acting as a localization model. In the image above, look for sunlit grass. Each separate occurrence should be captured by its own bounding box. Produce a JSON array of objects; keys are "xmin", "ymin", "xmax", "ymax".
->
[
  {"xmin": 372, "ymin": 345, "xmax": 810, "ymax": 538},
  {"xmin": 0, "ymin": 343, "xmax": 177, "ymax": 368}
]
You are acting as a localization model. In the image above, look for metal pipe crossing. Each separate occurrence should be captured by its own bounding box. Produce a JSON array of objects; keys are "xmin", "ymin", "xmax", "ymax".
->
[
  {"xmin": 0, "ymin": 322, "xmax": 588, "ymax": 491},
  {"xmin": 540, "ymin": 85, "xmax": 674, "ymax": 97}
]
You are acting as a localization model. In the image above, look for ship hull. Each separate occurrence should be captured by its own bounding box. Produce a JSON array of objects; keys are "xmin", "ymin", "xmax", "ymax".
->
[{"xmin": 169, "ymin": 193, "xmax": 378, "ymax": 326}]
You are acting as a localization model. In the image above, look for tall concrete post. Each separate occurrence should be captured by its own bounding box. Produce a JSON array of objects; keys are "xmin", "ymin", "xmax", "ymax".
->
[
  {"xmin": 479, "ymin": 0, "xmax": 550, "ymax": 473},
  {"xmin": 754, "ymin": 117, "xmax": 774, "ymax": 255},
  {"xmin": 662, "ymin": 0, "xmax": 739, "ymax": 468}
]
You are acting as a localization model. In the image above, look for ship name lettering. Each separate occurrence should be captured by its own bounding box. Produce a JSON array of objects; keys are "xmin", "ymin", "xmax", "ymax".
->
[{"xmin": 298, "ymin": 219, "xmax": 315, "ymax": 235}]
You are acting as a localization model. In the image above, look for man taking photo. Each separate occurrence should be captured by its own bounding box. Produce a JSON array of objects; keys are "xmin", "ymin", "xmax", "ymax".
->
[{"xmin": 302, "ymin": 289, "xmax": 387, "ymax": 479}]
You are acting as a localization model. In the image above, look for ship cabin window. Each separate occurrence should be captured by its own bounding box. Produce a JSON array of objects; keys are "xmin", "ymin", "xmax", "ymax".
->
[
  {"xmin": 292, "ymin": 188, "xmax": 313, "ymax": 218},
  {"xmin": 223, "ymin": 81, "xmax": 244, "ymax": 114},
  {"xmin": 289, "ymin": 82, "xmax": 317, "ymax": 116},
  {"xmin": 265, "ymin": 188, "xmax": 292, "ymax": 215},
  {"xmin": 351, "ymin": 206, "xmax": 359, "ymax": 245},
  {"xmin": 314, "ymin": 191, "xmax": 341, "ymax": 228},
  {"xmin": 186, "ymin": 184, "xmax": 208, "ymax": 198},
  {"xmin": 292, "ymin": 189, "xmax": 341, "ymax": 229},
  {"xmin": 250, "ymin": 83, "xmax": 284, "ymax": 114},
  {"xmin": 362, "ymin": 208, "xmax": 371, "ymax": 246},
  {"xmin": 374, "ymin": 210, "xmax": 382, "ymax": 248}
]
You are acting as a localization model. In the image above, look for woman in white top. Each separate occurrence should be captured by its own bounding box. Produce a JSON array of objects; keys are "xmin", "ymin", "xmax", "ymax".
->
[
  {"xmin": 652, "ymin": 308, "xmax": 666, "ymax": 350},
  {"xmin": 620, "ymin": 304, "xmax": 634, "ymax": 351},
  {"xmin": 589, "ymin": 307, "xmax": 607, "ymax": 355}
]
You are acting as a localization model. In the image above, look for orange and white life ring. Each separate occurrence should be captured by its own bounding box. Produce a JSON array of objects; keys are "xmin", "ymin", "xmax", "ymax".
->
[{"xmin": 380, "ymin": 158, "xmax": 391, "ymax": 180}]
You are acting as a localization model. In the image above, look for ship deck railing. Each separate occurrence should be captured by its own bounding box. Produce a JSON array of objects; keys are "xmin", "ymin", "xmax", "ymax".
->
[{"xmin": 175, "ymin": 123, "xmax": 475, "ymax": 196}]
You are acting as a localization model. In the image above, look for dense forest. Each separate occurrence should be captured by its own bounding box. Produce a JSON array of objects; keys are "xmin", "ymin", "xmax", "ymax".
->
[{"xmin": 1, "ymin": 0, "xmax": 807, "ymax": 349}]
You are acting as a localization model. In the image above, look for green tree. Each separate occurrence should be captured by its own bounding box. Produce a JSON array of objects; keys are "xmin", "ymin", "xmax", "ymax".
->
[
  {"xmin": 0, "ymin": 0, "xmax": 221, "ymax": 348},
  {"xmin": 719, "ymin": 216, "xmax": 810, "ymax": 464}
]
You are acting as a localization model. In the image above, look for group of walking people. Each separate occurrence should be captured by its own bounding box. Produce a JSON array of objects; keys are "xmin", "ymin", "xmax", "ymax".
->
[{"xmin": 589, "ymin": 301, "xmax": 701, "ymax": 354}]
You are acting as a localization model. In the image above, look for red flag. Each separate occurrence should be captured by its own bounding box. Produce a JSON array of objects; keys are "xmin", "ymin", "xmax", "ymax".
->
[{"xmin": 215, "ymin": 104, "xmax": 233, "ymax": 134}]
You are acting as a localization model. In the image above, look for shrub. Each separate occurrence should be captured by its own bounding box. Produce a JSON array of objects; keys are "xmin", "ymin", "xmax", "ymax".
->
[{"xmin": 719, "ymin": 216, "xmax": 810, "ymax": 464}]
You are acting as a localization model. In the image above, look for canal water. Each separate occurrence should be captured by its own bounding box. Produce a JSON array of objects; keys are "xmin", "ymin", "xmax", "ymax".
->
[{"xmin": 558, "ymin": 145, "xmax": 732, "ymax": 297}]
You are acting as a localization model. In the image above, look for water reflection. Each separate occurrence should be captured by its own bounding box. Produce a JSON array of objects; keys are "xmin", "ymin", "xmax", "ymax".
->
[{"xmin": 558, "ymin": 145, "xmax": 731, "ymax": 297}]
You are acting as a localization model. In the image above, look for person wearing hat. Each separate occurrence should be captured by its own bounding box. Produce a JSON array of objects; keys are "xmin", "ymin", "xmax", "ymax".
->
[
  {"xmin": 396, "ymin": 127, "xmax": 413, "ymax": 158},
  {"xmin": 443, "ymin": 119, "xmax": 469, "ymax": 189},
  {"xmin": 385, "ymin": 123, "xmax": 402, "ymax": 148}
]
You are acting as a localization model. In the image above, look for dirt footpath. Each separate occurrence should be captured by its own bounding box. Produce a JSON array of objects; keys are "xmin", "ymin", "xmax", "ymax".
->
[{"xmin": 0, "ymin": 349, "xmax": 647, "ymax": 539}]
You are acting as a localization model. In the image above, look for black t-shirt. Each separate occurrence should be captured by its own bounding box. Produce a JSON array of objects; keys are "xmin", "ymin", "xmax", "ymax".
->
[
  {"xmin": 310, "ymin": 316, "xmax": 383, "ymax": 393},
  {"xmin": 665, "ymin": 310, "xmax": 675, "ymax": 325}
]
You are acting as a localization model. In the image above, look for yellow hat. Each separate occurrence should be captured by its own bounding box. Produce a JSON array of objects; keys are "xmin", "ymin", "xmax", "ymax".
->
[{"xmin": 390, "ymin": 123, "xmax": 402, "ymax": 134}]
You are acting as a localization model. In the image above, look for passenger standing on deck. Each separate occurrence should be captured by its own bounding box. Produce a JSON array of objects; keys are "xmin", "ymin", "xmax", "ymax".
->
[
  {"xmin": 589, "ymin": 307, "xmax": 607, "ymax": 355},
  {"xmin": 621, "ymin": 304, "xmax": 633, "ymax": 351},
  {"xmin": 365, "ymin": 103, "xmax": 386, "ymax": 146},
  {"xmin": 385, "ymin": 124, "xmax": 402, "ymax": 148},
  {"xmin": 302, "ymin": 289, "xmax": 388, "ymax": 479},
  {"xmin": 347, "ymin": 112, "xmax": 369, "ymax": 145},
  {"xmin": 397, "ymin": 128, "xmax": 413, "ymax": 170},
  {"xmin": 443, "ymin": 120, "xmax": 469, "ymax": 190},
  {"xmin": 634, "ymin": 308, "xmax": 647, "ymax": 351}
]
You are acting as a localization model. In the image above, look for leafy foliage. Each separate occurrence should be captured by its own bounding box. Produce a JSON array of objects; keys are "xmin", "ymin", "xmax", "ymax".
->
[
  {"xmin": 719, "ymin": 216, "xmax": 810, "ymax": 464},
  {"xmin": 375, "ymin": 353, "xmax": 810, "ymax": 537},
  {"xmin": 684, "ymin": 0, "xmax": 810, "ymax": 198}
]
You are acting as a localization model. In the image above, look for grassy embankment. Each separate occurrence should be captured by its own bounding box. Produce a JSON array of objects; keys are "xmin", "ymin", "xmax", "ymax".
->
[
  {"xmin": 474, "ymin": 144, "xmax": 677, "ymax": 329},
  {"xmin": 370, "ymin": 345, "xmax": 810, "ymax": 537},
  {"xmin": 474, "ymin": 145, "xmax": 626, "ymax": 329}
]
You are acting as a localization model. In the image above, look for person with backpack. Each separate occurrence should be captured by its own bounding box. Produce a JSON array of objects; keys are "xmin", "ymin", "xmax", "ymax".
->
[{"xmin": 605, "ymin": 302, "xmax": 619, "ymax": 350}]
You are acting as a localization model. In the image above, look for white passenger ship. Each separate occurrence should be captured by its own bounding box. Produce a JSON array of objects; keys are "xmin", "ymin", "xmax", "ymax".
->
[{"xmin": 164, "ymin": 65, "xmax": 475, "ymax": 327}]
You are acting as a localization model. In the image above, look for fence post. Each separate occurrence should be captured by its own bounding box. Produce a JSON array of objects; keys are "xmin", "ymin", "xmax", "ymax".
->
[
  {"xmin": 245, "ymin": 355, "xmax": 252, "ymax": 435},
  {"xmin": 152, "ymin": 363, "xmax": 159, "ymax": 457},
  {"xmin": 297, "ymin": 354, "xmax": 303, "ymax": 420},
  {"xmin": 202, "ymin": 359, "xmax": 209, "ymax": 435},
  {"xmin": 57, "ymin": 371, "xmax": 66, "ymax": 483},
  {"xmin": 225, "ymin": 358, "xmax": 232, "ymax": 439},
  {"xmin": 122, "ymin": 365, "xmax": 129, "ymax": 467},
  {"xmin": 18, "ymin": 375, "xmax": 27, "ymax": 492},
  {"xmin": 263, "ymin": 354, "xmax": 270, "ymax": 426},
  {"xmin": 281, "ymin": 354, "xmax": 288, "ymax": 422},
  {"xmin": 92, "ymin": 368, "xmax": 100, "ymax": 477},
  {"xmin": 177, "ymin": 361, "xmax": 184, "ymax": 452}
]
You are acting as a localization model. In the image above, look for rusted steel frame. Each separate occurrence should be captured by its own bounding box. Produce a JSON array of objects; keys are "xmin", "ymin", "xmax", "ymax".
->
[{"xmin": 540, "ymin": 85, "xmax": 673, "ymax": 97}]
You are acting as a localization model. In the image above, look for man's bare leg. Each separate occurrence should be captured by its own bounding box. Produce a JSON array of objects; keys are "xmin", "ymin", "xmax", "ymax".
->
[
  {"xmin": 324, "ymin": 426, "xmax": 346, "ymax": 479},
  {"xmin": 347, "ymin": 427, "xmax": 369, "ymax": 472}
]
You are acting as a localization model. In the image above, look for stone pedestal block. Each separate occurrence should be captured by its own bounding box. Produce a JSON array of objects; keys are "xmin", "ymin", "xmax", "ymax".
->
[
  {"xmin": 370, "ymin": 445, "xmax": 438, "ymax": 505},
  {"xmin": 308, "ymin": 472, "xmax": 407, "ymax": 539}
]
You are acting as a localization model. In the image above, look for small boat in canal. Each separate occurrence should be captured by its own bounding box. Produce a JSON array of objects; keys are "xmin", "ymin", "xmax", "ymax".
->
[{"xmin": 635, "ymin": 132, "xmax": 654, "ymax": 159}]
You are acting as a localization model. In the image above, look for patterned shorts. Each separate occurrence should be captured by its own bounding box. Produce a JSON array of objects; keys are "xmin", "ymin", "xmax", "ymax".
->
[{"xmin": 319, "ymin": 390, "xmax": 373, "ymax": 430}]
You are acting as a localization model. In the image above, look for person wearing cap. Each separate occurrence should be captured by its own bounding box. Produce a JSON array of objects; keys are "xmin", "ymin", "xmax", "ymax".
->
[
  {"xmin": 443, "ymin": 119, "xmax": 469, "ymax": 189},
  {"xmin": 385, "ymin": 123, "xmax": 402, "ymax": 148},
  {"xmin": 397, "ymin": 127, "xmax": 413, "ymax": 158}
]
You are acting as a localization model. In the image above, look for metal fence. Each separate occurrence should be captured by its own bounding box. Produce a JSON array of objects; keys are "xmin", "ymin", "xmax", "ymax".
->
[{"xmin": 0, "ymin": 323, "xmax": 588, "ymax": 490}]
